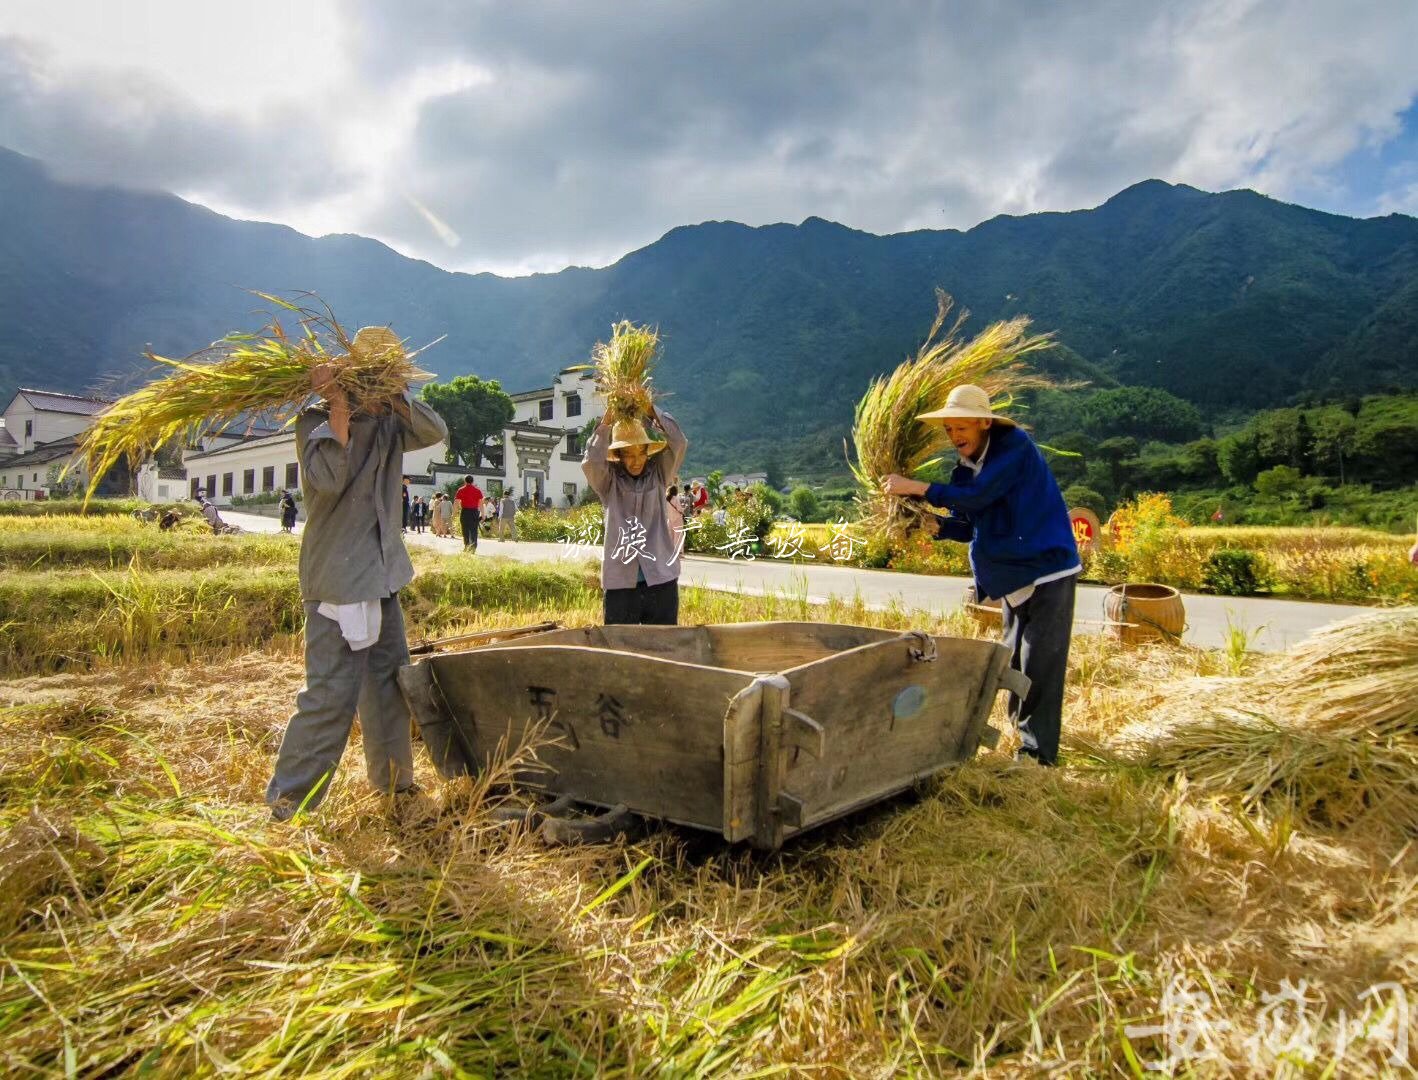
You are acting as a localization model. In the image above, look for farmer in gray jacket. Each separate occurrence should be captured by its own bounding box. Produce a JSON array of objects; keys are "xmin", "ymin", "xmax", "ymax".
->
[
  {"xmin": 266, "ymin": 327, "xmax": 448, "ymax": 820},
  {"xmin": 582, "ymin": 408, "xmax": 687, "ymax": 624}
]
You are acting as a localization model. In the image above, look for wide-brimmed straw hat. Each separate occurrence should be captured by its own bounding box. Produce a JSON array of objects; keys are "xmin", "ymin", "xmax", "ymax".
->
[
  {"xmin": 607, "ymin": 418, "xmax": 666, "ymax": 460},
  {"xmin": 918, "ymin": 384, "xmax": 1017, "ymax": 427},
  {"xmin": 350, "ymin": 326, "xmax": 404, "ymax": 361}
]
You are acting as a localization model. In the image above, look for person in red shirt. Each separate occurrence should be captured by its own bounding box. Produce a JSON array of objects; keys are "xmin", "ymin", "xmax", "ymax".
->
[
  {"xmin": 454, "ymin": 475, "xmax": 484, "ymax": 551},
  {"xmin": 690, "ymin": 480, "xmax": 709, "ymax": 516}
]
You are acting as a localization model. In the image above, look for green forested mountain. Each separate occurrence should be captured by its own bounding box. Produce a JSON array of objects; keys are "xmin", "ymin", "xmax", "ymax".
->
[{"xmin": 1, "ymin": 146, "xmax": 1414, "ymax": 473}]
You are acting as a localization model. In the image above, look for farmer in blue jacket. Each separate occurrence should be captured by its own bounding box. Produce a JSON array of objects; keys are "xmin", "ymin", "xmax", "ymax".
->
[{"xmin": 883, "ymin": 384, "xmax": 1080, "ymax": 766}]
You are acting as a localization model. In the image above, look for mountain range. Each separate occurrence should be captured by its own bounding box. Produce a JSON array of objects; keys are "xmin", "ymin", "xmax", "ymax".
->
[{"xmin": 2, "ymin": 144, "xmax": 1415, "ymax": 473}]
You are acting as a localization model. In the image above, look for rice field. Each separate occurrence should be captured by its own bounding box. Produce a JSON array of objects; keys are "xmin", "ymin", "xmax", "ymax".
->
[{"xmin": 0, "ymin": 509, "xmax": 1413, "ymax": 1075}]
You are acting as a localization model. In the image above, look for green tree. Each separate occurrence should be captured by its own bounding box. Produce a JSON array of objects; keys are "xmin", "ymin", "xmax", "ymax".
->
[
  {"xmin": 1217, "ymin": 430, "xmax": 1262, "ymax": 485},
  {"xmin": 1309, "ymin": 410, "xmax": 1355, "ymax": 483},
  {"xmin": 749, "ymin": 482, "xmax": 784, "ymax": 515},
  {"xmin": 1178, "ymin": 438, "xmax": 1219, "ymax": 482},
  {"xmin": 1079, "ymin": 387, "xmax": 1205, "ymax": 443},
  {"xmin": 1042, "ymin": 431, "xmax": 1089, "ymax": 487},
  {"xmin": 1061, "ymin": 484, "xmax": 1107, "ymax": 517},
  {"xmin": 421, "ymin": 376, "xmax": 515, "ymax": 467},
  {"xmin": 763, "ymin": 453, "xmax": 785, "ymax": 492},
  {"xmin": 1254, "ymin": 464, "xmax": 1303, "ymax": 499},
  {"xmin": 1095, "ymin": 436, "xmax": 1139, "ymax": 494},
  {"xmin": 788, "ymin": 485, "xmax": 821, "ymax": 521},
  {"xmin": 707, "ymin": 469, "xmax": 724, "ymax": 499}
]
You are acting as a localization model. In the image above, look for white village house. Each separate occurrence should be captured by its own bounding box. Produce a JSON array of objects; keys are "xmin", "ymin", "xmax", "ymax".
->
[
  {"xmin": 2, "ymin": 366, "xmax": 605, "ymax": 507},
  {"xmin": 0, "ymin": 388, "xmax": 117, "ymax": 499}
]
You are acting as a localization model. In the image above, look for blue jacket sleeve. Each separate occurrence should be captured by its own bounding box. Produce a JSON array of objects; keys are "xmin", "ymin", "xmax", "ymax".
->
[{"xmin": 935, "ymin": 513, "xmax": 973, "ymax": 543}]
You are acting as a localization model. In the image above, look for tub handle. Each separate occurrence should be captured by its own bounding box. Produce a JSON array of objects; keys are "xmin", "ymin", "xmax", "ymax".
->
[
  {"xmin": 784, "ymin": 708, "xmax": 825, "ymax": 758},
  {"xmin": 903, "ymin": 630, "xmax": 937, "ymax": 663},
  {"xmin": 999, "ymin": 667, "xmax": 1031, "ymax": 699}
]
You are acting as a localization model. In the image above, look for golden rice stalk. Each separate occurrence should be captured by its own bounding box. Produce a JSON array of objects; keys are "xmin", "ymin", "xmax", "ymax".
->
[
  {"xmin": 70, "ymin": 294, "xmax": 433, "ymax": 505},
  {"xmin": 579, "ymin": 321, "xmax": 659, "ymax": 422},
  {"xmin": 1122, "ymin": 606, "xmax": 1418, "ymax": 833},
  {"xmin": 851, "ymin": 290, "xmax": 1055, "ymax": 537}
]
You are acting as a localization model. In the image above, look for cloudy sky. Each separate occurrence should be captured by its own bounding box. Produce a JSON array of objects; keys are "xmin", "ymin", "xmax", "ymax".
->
[{"xmin": 2, "ymin": 0, "xmax": 1416, "ymax": 275}]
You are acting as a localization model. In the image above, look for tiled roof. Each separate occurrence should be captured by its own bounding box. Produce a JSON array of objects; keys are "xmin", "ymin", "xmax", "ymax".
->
[
  {"xmin": 1, "ymin": 437, "xmax": 81, "ymax": 470},
  {"xmin": 17, "ymin": 389, "xmax": 115, "ymax": 416},
  {"xmin": 184, "ymin": 429, "xmax": 297, "ymax": 461}
]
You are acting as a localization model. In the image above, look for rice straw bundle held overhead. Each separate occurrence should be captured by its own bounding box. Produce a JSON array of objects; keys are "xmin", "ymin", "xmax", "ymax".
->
[
  {"xmin": 579, "ymin": 321, "xmax": 660, "ymax": 422},
  {"xmin": 851, "ymin": 290, "xmax": 1055, "ymax": 536},
  {"xmin": 72, "ymin": 294, "xmax": 434, "ymax": 503}
]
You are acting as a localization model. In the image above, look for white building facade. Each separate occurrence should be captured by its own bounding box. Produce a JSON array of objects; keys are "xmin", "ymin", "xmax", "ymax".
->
[
  {"xmin": 154, "ymin": 366, "xmax": 606, "ymax": 507},
  {"xmin": 3, "ymin": 367, "xmax": 608, "ymax": 507},
  {"xmin": 0, "ymin": 389, "xmax": 115, "ymax": 499}
]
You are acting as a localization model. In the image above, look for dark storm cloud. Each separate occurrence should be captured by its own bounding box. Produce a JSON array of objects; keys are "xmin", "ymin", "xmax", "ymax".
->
[
  {"xmin": 2, "ymin": 0, "xmax": 1415, "ymax": 271},
  {"xmin": 0, "ymin": 35, "xmax": 355, "ymax": 209},
  {"xmin": 342, "ymin": 0, "xmax": 1418, "ymax": 268}
]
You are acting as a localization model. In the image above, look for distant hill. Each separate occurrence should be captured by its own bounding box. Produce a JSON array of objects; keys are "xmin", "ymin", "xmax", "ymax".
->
[{"xmin": 1, "ymin": 146, "xmax": 1414, "ymax": 473}]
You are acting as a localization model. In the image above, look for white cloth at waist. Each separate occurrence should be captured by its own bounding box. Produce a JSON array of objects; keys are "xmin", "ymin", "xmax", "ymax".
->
[
  {"xmin": 317, "ymin": 598, "xmax": 383, "ymax": 651},
  {"xmin": 1004, "ymin": 564, "xmax": 1082, "ymax": 608}
]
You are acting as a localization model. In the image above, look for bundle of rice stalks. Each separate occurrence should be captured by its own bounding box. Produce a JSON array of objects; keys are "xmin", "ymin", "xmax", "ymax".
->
[
  {"xmin": 71, "ymin": 294, "xmax": 434, "ymax": 503},
  {"xmin": 581, "ymin": 320, "xmax": 660, "ymax": 421},
  {"xmin": 850, "ymin": 290, "xmax": 1055, "ymax": 536},
  {"xmin": 1122, "ymin": 606, "xmax": 1418, "ymax": 833}
]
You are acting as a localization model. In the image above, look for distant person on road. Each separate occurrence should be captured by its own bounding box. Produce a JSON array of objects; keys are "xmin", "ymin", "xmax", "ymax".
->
[
  {"xmin": 279, "ymin": 489, "xmax": 298, "ymax": 532},
  {"xmin": 583, "ymin": 409, "xmax": 687, "ymax": 625},
  {"xmin": 265, "ymin": 328, "xmax": 449, "ymax": 821},
  {"xmin": 401, "ymin": 477, "xmax": 411, "ymax": 533},
  {"xmin": 882, "ymin": 384, "xmax": 1080, "ymax": 767},
  {"xmin": 412, "ymin": 495, "xmax": 427, "ymax": 534},
  {"xmin": 496, "ymin": 490, "xmax": 517, "ymax": 540},
  {"xmin": 666, "ymin": 484, "xmax": 686, "ymax": 538},
  {"xmin": 454, "ymin": 475, "xmax": 484, "ymax": 551},
  {"xmin": 437, "ymin": 492, "xmax": 454, "ymax": 537}
]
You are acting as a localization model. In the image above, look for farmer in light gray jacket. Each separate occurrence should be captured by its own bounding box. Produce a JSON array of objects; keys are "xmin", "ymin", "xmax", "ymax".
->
[
  {"xmin": 582, "ymin": 408, "xmax": 687, "ymax": 624},
  {"xmin": 266, "ymin": 327, "xmax": 448, "ymax": 821}
]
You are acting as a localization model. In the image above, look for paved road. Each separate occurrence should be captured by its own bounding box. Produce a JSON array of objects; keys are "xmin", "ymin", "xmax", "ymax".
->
[{"xmin": 225, "ymin": 511, "xmax": 1373, "ymax": 653}]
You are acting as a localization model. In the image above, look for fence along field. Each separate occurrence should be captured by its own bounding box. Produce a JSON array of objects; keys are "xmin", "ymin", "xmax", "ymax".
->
[{"xmin": 0, "ymin": 507, "xmax": 1414, "ymax": 1074}]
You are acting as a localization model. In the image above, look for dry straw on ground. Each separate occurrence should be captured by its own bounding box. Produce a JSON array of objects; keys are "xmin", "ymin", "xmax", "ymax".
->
[
  {"xmin": 851, "ymin": 290, "xmax": 1055, "ymax": 537},
  {"xmin": 1, "ymin": 519, "xmax": 1415, "ymax": 1074},
  {"xmin": 1119, "ymin": 606, "xmax": 1418, "ymax": 834},
  {"xmin": 72, "ymin": 294, "xmax": 434, "ymax": 503}
]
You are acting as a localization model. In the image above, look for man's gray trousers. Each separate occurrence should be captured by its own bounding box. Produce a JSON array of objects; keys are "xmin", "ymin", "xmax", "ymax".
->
[{"xmin": 266, "ymin": 595, "xmax": 415, "ymax": 819}]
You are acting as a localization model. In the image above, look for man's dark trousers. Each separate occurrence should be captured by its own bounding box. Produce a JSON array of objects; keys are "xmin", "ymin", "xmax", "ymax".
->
[
  {"xmin": 1000, "ymin": 574, "xmax": 1077, "ymax": 765},
  {"xmin": 603, "ymin": 580, "xmax": 679, "ymax": 625},
  {"xmin": 460, "ymin": 507, "xmax": 480, "ymax": 550}
]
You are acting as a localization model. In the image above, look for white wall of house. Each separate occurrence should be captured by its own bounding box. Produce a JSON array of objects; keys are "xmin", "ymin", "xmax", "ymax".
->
[
  {"xmin": 2, "ymin": 367, "xmax": 614, "ymax": 509},
  {"xmin": 1, "ymin": 398, "xmax": 96, "ymax": 456},
  {"xmin": 183, "ymin": 430, "xmax": 452, "ymax": 505},
  {"xmin": 505, "ymin": 368, "xmax": 605, "ymax": 506}
]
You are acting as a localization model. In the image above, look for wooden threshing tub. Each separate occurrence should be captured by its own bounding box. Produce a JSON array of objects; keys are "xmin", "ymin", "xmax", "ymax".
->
[{"xmin": 399, "ymin": 622, "xmax": 1028, "ymax": 850}]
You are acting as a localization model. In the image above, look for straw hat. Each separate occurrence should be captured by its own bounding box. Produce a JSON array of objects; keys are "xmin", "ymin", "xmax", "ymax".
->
[
  {"xmin": 918, "ymin": 384, "xmax": 1016, "ymax": 427},
  {"xmin": 350, "ymin": 326, "xmax": 404, "ymax": 361},
  {"xmin": 607, "ymin": 418, "xmax": 666, "ymax": 460}
]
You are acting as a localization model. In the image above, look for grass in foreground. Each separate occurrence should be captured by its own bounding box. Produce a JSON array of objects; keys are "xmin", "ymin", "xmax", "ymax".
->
[
  {"xmin": 0, "ymin": 516, "xmax": 1412, "ymax": 1072},
  {"xmin": 1, "ymin": 594, "xmax": 1414, "ymax": 1074}
]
